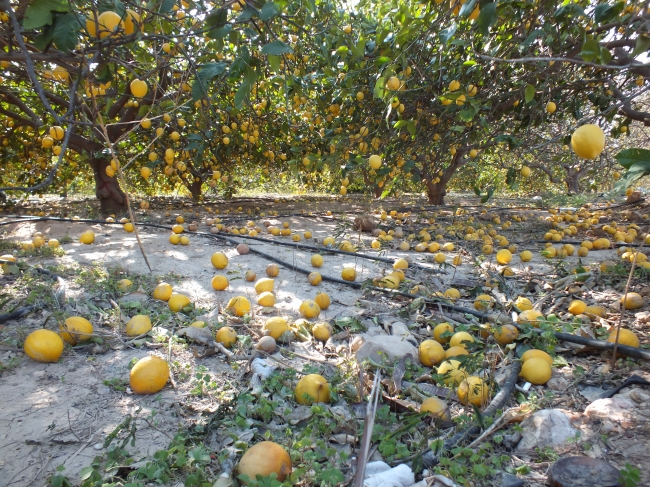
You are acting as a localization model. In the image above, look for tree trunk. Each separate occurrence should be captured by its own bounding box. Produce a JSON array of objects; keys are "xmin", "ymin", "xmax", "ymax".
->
[
  {"xmin": 425, "ymin": 180, "xmax": 447, "ymax": 205},
  {"xmin": 374, "ymin": 185, "xmax": 383, "ymax": 198},
  {"xmin": 565, "ymin": 172, "xmax": 580, "ymax": 194},
  {"xmin": 189, "ymin": 179, "xmax": 203, "ymax": 200},
  {"xmin": 90, "ymin": 157, "xmax": 126, "ymax": 215}
]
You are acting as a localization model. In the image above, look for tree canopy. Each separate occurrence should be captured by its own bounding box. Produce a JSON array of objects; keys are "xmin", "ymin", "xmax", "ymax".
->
[{"xmin": 0, "ymin": 0, "xmax": 649, "ymax": 211}]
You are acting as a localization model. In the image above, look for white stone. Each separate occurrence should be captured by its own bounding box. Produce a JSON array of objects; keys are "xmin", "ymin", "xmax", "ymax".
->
[
  {"xmin": 515, "ymin": 409, "xmax": 577, "ymax": 452},
  {"xmin": 584, "ymin": 397, "xmax": 635, "ymax": 423},
  {"xmin": 356, "ymin": 335, "xmax": 418, "ymax": 364}
]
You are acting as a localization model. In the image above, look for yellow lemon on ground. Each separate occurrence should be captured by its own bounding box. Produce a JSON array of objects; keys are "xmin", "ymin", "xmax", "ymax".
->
[
  {"xmin": 494, "ymin": 324, "xmax": 519, "ymax": 345},
  {"xmin": 445, "ymin": 346, "xmax": 469, "ymax": 358},
  {"xmin": 620, "ymin": 292, "xmax": 643, "ymax": 310},
  {"xmin": 211, "ymin": 252, "xmax": 228, "ymax": 269},
  {"xmin": 437, "ymin": 360, "xmax": 466, "ymax": 386},
  {"xmin": 153, "ymin": 282, "xmax": 173, "ymax": 301},
  {"xmin": 295, "ymin": 374, "xmax": 330, "ymax": 405},
  {"xmin": 60, "ymin": 316, "xmax": 93, "ymax": 344},
  {"xmin": 458, "ymin": 376, "xmax": 489, "ymax": 407},
  {"xmin": 419, "ymin": 339, "xmax": 445, "ymax": 367},
  {"xmin": 130, "ymin": 356, "xmax": 169, "ymax": 394},
  {"xmin": 444, "ymin": 288, "xmax": 460, "ymax": 300},
  {"xmin": 314, "ymin": 292, "xmax": 330, "ymax": 310},
  {"xmin": 449, "ymin": 331, "xmax": 474, "ymax": 349},
  {"xmin": 568, "ymin": 300, "xmax": 587, "ymax": 315},
  {"xmin": 519, "ymin": 357, "xmax": 552, "ymax": 385},
  {"xmin": 521, "ymin": 349, "xmax": 553, "ymax": 366},
  {"xmin": 308, "ymin": 272, "xmax": 322, "ymax": 286},
  {"xmin": 474, "ymin": 294, "xmax": 493, "ymax": 311},
  {"xmin": 571, "ymin": 124, "xmax": 605, "ymax": 159},
  {"xmin": 299, "ymin": 299, "xmax": 321, "ymax": 319},
  {"xmin": 312, "ymin": 322, "xmax": 333, "ymax": 342},
  {"xmin": 584, "ymin": 305, "xmax": 607, "ymax": 320},
  {"xmin": 211, "ymin": 275, "xmax": 229, "ymax": 291},
  {"xmin": 226, "ymin": 296, "xmax": 251, "ymax": 317},
  {"xmin": 514, "ymin": 296, "xmax": 533, "ymax": 311},
  {"xmin": 117, "ymin": 279, "xmax": 133, "ymax": 292},
  {"xmin": 520, "ymin": 250, "xmax": 533, "ymax": 262},
  {"xmin": 394, "ymin": 258, "xmax": 408, "ymax": 270},
  {"xmin": 311, "ymin": 254, "xmax": 323, "ymax": 267},
  {"xmin": 125, "ymin": 315, "xmax": 152, "ymax": 337},
  {"xmin": 433, "ymin": 322, "xmax": 454, "ymax": 344},
  {"xmin": 254, "ymin": 278, "xmax": 274, "ymax": 294},
  {"xmin": 262, "ymin": 317, "xmax": 289, "ymax": 340},
  {"xmin": 216, "ymin": 327, "xmax": 238, "ymax": 348},
  {"xmin": 238, "ymin": 441, "xmax": 292, "ymax": 483},
  {"xmin": 517, "ymin": 309, "xmax": 544, "ymax": 327},
  {"xmin": 24, "ymin": 329, "xmax": 64, "ymax": 363},
  {"xmin": 341, "ymin": 267, "xmax": 357, "ymax": 281},
  {"xmin": 607, "ymin": 329, "xmax": 639, "ymax": 347},
  {"xmin": 266, "ymin": 263, "xmax": 280, "ymax": 277},
  {"xmin": 421, "ymin": 397, "xmax": 451, "ymax": 421},
  {"xmin": 496, "ymin": 249, "xmax": 512, "ymax": 265},
  {"xmin": 257, "ymin": 291, "xmax": 276, "ymax": 307},
  {"xmin": 168, "ymin": 293, "xmax": 190, "ymax": 312},
  {"xmin": 80, "ymin": 230, "xmax": 95, "ymax": 244}
]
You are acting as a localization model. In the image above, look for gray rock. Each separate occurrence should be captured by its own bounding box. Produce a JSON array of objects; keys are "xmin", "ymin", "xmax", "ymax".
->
[
  {"xmin": 547, "ymin": 375, "xmax": 569, "ymax": 391},
  {"xmin": 500, "ymin": 472, "xmax": 524, "ymax": 487},
  {"xmin": 584, "ymin": 397, "xmax": 635, "ymax": 423},
  {"xmin": 355, "ymin": 335, "xmax": 418, "ymax": 365},
  {"xmin": 515, "ymin": 409, "xmax": 577, "ymax": 452}
]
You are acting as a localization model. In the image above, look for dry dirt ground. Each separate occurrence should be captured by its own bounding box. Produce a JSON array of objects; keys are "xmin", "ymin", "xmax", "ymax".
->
[{"xmin": 1, "ymin": 194, "xmax": 649, "ymax": 487}]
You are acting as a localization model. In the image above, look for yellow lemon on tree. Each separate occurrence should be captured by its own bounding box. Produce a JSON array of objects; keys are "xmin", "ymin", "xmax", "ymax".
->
[
  {"xmin": 97, "ymin": 10, "xmax": 122, "ymax": 38},
  {"xmin": 571, "ymin": 124, "xmax": 605, "ymax": 159},
  {"xmin": 295, "ymin": 374, "xmax": 330, "ymax": 405},
  {"xmin": 130, "ymin": 79, "xmax": 148, "ymax": 98},
  {"xmin": 419, "ymin": 339, "xmax": 445, "ymax": 366},
  {"xmin": 24, "ymin": 329, "xmax": 64, "ymax": 363},
  {"xmin": 368, "ymin": 154, "xmax": 382, "ymax": 169},
  {"xmin": 130, "ymin": 356, "xmax": 169, "ymax": 394}
]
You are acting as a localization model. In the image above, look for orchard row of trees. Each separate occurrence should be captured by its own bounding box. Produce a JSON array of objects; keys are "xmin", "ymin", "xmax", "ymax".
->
[{"xmin": 0, "ymin": 0, "xmax": 649, "ymax": 212}]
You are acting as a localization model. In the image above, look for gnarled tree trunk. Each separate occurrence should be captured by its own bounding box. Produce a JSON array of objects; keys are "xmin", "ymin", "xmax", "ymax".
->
[
  {"xmin": 189, "ymin": 179, "xmax": 203, "ymax": 200},
  {"xmin": 90, "ymin": 156, "xmax": 126, "ymax": 215},
  {"xmin": 425, "ymin": 180, "xmax": 447, "ymax": 205}
]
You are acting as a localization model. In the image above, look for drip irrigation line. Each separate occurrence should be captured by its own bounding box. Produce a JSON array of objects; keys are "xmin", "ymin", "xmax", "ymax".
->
[
  {"xmin": 0, "ymin": 305, "xmax": 41, "ymax": 324},
  {"xmin": 536, "ymin": 239, "xmax": 645, "ymax": 248}
]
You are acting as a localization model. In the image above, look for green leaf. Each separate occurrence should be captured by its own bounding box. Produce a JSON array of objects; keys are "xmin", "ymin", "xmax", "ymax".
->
[
  {"xmin": 268, "ymin": 54, "xmax": 280, "ymax": 72},
  {"xmin": 439, "ymin": 24, "xmax": 457, "ymax": 45},
  {"xmin": 261, "ymin": 40, "xmax": 293, "ymax": 55},
  {"xmin": 632, "ymin": 35, "xmax": 650, "ymax": 57},
  {"xmin": 459, "ymin": 107, "xmax": 476, "ymax": 122},
  {"xmin": 594, "ymin": 2, "xmax": 624, "ymax": 23},
  {"xmin": 374, "ymin": 76, "xmax": 385, "ymax": 99},
  {"xmin": 458, "ymin": 0, "xmax": 477, "ymax": 18},
  {"xmin": 23, "ymin": 0, "xmax": 69, "ymax": 29},
  {"xmin": 477, "ymin": 3, "xmax": 497, "ymax": 35},
  {"xmin": 234, "ymin": 66, "xmax": 256, "ymax": 109},
  {"xmin": 580, "ymin": 38, "xmax": 601, "ymax": 62},
  {"xmin": 205, "ymin": 8, "xmax": 228, "ymax": 27},
  {"xmin": 614, "ymin": 160, "xmax": 650, "ymax": 191},
  {"xmin": 158, "ymin": 0, "xmax": 176, "ymax": 14},
  {"xmin": 473, "ymin": 185, "xmax": 481, "ymax": 197},
  {"xmin": 406, "ymin": 121, "xmax": 416, "ymax": 136},
  {"xmin": 191, "ymin": 62, "xmax": 227, "ymax": 100},
  {"xmin": 554, "ymin": 3, "xmax": 585, "ymax": 19},
  {"xmin": 525, "ymin": 84, "xmax": 536, "ymax": 103},
  {"xmin": 520, "ymin": 29, "xmax": 543, "ymax": 48},
  {"xmin": 51, "ymin": 13, "xmax": 80, "ymax": 52},
  {"xmin": 615, "ymin": 148, "xmax": 650, "ymax": 169},
  {"xmin": 259, "ymin": 2, "xmax": 280, "ymax": 21}
]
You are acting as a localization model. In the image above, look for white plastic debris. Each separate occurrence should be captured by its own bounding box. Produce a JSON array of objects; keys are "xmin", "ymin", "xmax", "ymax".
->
[
  {"xmin": 250, "ymin": 358, "xmax": 276, "ymax": 394},
  {"xmin": 364, "ymin": 463, "xmax": 414, "ymax": 487}
]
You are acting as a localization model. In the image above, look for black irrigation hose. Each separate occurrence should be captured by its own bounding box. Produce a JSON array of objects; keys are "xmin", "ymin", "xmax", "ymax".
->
[
  {"xmin": 0, "ymin": 305, "xmax": 41, "ymax": 323},
  {"xmin": 421, "ymin": 361, "xmax": 523, "ymax": 466},
  {"xmin": 535, "ymin": 239, "xmax": 647, "ymax": 248}
]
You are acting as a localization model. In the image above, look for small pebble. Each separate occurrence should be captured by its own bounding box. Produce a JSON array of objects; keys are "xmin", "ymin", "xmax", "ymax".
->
[{"xmin": 93, "ymin": 443, "xmax": 103, "ymax": 450}]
